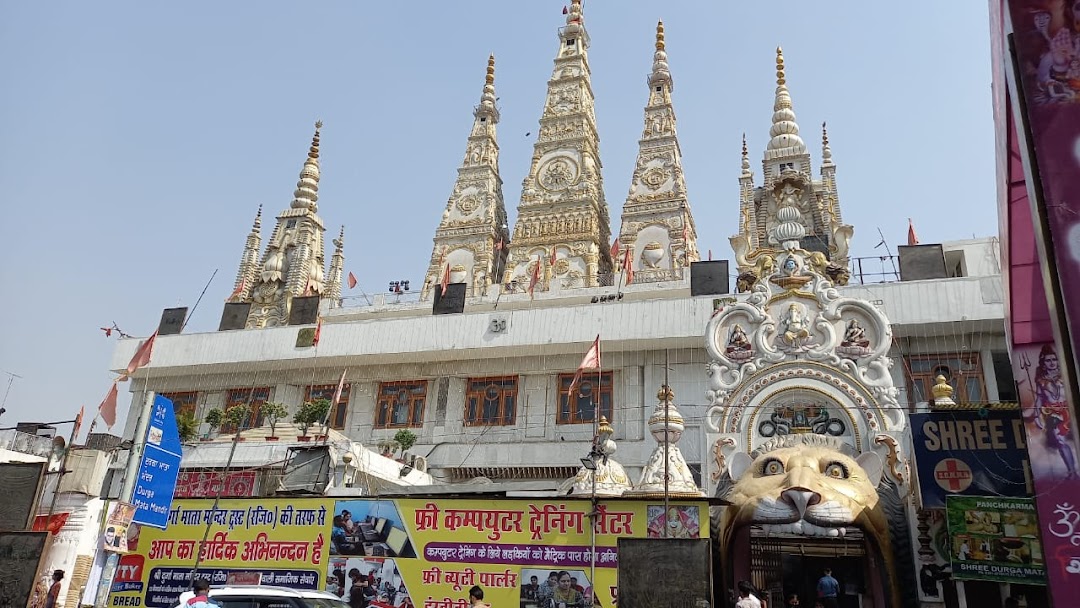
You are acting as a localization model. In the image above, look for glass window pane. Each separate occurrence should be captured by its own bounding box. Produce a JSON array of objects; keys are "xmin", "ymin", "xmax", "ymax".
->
[
  {"xmin": 966, "ymin": 378, "xmax": 983, "ymax": 403},
  {"xmin": 503, "ymin": 394, "xmax": 515, "ymax": 423}
]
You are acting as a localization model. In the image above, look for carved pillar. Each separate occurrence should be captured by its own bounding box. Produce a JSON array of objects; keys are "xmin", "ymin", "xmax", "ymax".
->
[{"xmin": 585, "ymin": 253, "xmax": 599, "ymax": 287}]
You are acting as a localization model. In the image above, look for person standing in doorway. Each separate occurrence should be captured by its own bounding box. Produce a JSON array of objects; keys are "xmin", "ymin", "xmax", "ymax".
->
[
  {"xmin": 816, "ymin": 569, "xmax": 839, "ymax": 608},
  {"xmin": 44, "ymin": 570, "xmax": 64, "ymax": 608},
  {"xmin": 735, "ymin": 581, "xmax": 763, "ymax": 608},
  {"xmin": 785, "ymin": 593, "xmax": 800, "ymax": 607}
]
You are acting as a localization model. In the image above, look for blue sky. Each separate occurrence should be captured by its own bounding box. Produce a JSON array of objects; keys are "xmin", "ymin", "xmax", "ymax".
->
[{"xmin": 0, "ymin": 1, "xmax": 995, "ymax": 429}]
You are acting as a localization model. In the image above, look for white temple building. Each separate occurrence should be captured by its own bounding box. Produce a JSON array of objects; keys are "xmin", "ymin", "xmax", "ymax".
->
[{"xmin": 105, "ymin": 3, "xmax": 1016, "ymax": 607}]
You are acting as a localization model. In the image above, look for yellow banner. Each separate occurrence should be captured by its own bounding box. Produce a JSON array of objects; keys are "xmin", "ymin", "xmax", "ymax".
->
[{"xmin": 107, "ymin": 497, "xmax": 708, "ymax": 608}]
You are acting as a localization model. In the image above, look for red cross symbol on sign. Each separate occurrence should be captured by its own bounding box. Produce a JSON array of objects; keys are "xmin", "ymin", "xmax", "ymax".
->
[{"xmin": 934, "ymin": 458, "xmax": 973, "ymax": 492}]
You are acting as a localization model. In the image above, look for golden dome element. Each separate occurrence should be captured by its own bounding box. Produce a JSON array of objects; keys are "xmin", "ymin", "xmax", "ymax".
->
[
  {"xmin": 657, "ymin": 384, "xmax": 674, "ymax": 403},
  {"xmin": 776, "ymin": 46, "xmax": 786, "ymax": 86},
  {"xmin": 597, "ymin": 415, "xmax": 614, "ymax": 437},
  {"xmin": 931, "ymin": 375, "xmax": 954, "ymax": 400},
  {"xmin": 486, "ymin": 54, "xmax": 495, "ymax": 86},
  {"xmin": 656, "ymin": 20, "xmax": 665, "ymax": 51},
  {"xmin": 309, "ymin": 121, "xmax": 322, "ymax": 160}
]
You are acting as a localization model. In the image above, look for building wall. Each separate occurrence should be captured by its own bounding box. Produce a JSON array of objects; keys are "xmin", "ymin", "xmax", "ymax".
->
[{"xmin": 111, "ymin": 241, "xmax": 1011, "ymax": 482}]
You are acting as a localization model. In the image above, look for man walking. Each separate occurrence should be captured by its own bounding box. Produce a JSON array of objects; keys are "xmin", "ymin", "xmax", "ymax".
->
[
  {"xmin": 816, "ymin": 569, "xmax": 839, "ymax": 608},
  {"xmin": 44, "ymin": 570, "xmax": 64, "ymax": 608}
]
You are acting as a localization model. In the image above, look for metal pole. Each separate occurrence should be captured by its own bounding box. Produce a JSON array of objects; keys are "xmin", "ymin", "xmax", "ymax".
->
[
  {"xmin": 120, "ymin": 390, "xmax": 157, "ymax": 503},
  {"xmin": 589, "ymin": 338, "xmax": 600, "ymax": 602},
  {"xmin": 95, "ymin": 388, "xmax": 154, "ymax": 608},
  {"xmin": 663, "ymin": 350, "xmax": 670, "ymax": 537}
]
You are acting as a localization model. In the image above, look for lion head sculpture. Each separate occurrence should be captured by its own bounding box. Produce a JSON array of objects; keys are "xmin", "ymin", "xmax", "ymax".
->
[{"xmin": 716, "ymin": 435, "xmax": 899, "ymax": 606}]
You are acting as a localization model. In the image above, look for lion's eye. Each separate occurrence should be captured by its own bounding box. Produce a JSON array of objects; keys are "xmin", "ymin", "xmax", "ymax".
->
[
  {"xmin": 762, "ymin": 458, "xmax": 785, "ymax": 476},
  {"xmin": 824, "ymin": 462, "xmax": 849, "ymax": 479}
]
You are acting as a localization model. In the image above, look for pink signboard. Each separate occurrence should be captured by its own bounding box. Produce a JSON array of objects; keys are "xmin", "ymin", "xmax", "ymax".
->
[
  {"xmin": 1007, "ymin": 1, "xmax": 1080, "ymax": 369},
  {"xmin": 995, "ymin": 0, "xmax": 1080, "ymax": 601}
]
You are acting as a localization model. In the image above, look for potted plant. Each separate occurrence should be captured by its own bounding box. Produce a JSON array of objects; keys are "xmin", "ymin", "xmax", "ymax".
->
[
  {"xmin": 393, "ymin": 429, "xmax": 417, "ymax": 460},
  {"xmin": 203, "ymin": 408, "xmax": 224, "ymax": 440},
  {"xmin": 176, "ymin": 411, "xmax": 199, "ymax": 444},
  {"xmin": 293, "ymin": 399, "xmax": 330, "ymax": 441},
  {"xmin": 223, "ymin": 404, "xmax": 251, "ymax": 440},
  {"xmin": 261, "ymin": 402, "xmax": 289, "ymax": 441}
]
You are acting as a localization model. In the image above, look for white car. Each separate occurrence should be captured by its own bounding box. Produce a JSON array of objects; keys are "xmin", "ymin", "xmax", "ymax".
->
[{"xmin": 175, "ymin": 585, "xmax": 350, "ymax": 608}]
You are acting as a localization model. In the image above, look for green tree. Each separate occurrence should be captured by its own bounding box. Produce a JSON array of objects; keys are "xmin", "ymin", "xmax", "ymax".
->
[
  {"xmin": 204, "ymin": 408, "xmax": 224, "ymax": 435},
  {"xmin": 393, "ymin": 429, "xmax": 418, "ymax": 457},
  {"xmin": 293, "ymin": 399, "xmax": 331, "ymax": 437},
  {"xmin": 261, "ymin": 402, "xmax": 289, "ymax": 437},
  {"xmin": 223, "ymin": 404, "xmax": 251, "ymax": 432},
  {"xmin": 176, "ymin": 411, "xmax": 199, "ymax": 443}
]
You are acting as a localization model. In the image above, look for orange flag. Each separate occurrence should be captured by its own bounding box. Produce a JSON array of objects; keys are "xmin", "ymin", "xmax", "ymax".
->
[
  {"xmin": 98, "ymin": 382, "xmax": 119, "ymax": 429},
  {"xmin": 528, "ymin": 261, "xmax": 542, "ymax": 299},
  {"xmin": 907, "ymin": 218, "xmax": 920, "ymax": 246},
  {"xmin": 226, "ymin": 278, "xmax": 246, "ymax": 302},
  {"xmin": 347, "ymin": 271, "xmax": 358, "ymax": 289},
  {"xmin": 125, "ymin": 331, "xmax": 158, "ymax": 376},
  {"xmin": 440, "ymin": 263, "xmax": 451, "ymax": 297},
  {"xmin": 312, "ymin": 317, "xmax": 322, "ymax": 347},
  {"xmin": 568, "ymin": 335, "xmax": 601, "ymax": 399},
  {"xmin": 623, "ymin": 247, "xmax": 635, "ymax": 285}
]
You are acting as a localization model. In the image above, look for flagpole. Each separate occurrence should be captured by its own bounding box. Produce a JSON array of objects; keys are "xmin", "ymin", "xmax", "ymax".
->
[
  {"xmin": 663, "ymin": 349, "xmax": 670, "ymax": 538},
  {"xmin": 589, "ymin": 334, "xmax": 600, "ymax": 607}
]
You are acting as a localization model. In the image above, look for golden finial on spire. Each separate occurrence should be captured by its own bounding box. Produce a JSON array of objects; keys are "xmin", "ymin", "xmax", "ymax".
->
[
  {"xmin": 656, "ymin": 20, "xmax": 665, "ymax": 51},
  {"xmin": 486, "ymin": 53, "xmax": 495, "ymax": 86},
  {"xmin": 308, "ymin": 121, "xmax": 322, "ymax": 160},
  {"xmin": 776, "ymin": 46, "xmax": 786, "ymax": 86},
  {"xmin": 253, "ymin": 204, "xmax": 262, "ymax": 229}
]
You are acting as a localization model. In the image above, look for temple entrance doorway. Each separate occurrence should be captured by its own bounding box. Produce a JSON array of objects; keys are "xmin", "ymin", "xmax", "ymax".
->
[{"xmin": 749, "ymin": 527, "xmax": 877, "ymax": 608}]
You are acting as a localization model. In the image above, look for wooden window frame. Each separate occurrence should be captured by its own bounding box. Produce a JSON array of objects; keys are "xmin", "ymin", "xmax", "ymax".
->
[
  {"xmin": 224, "ymin": 387, "xmax": 271, "ymax": 431},
  {"xmin": 557, "ymin": 371, "xmax": 613, "ymax": 424},
  {"xmin": 905, "ymin": 352, "xmax": 987, "ymax": 406},
  {"xmin": 161, "ymin": 391, "xmax": 199, "ymax": 417},
  {"xmin": 375, "ymin": 381, "xmax": 427, "ymax": 429},
  {"xmin": 305, "ymin": 384, "xmax": 352, "ymax": 430},
  {"xmin": 464, "ymin": 376, "xmax": 518, "ymax": 426}
]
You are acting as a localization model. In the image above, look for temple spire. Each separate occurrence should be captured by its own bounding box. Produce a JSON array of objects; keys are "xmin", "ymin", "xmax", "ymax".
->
[
  {"xmin": 229, "ymin": 205, "xmax": 262, "ymax": 303},
  {"xmin": 821, "ymin": 121, "xmax": 833, "ymax": 166},
  {"xmin": 766, "ymin": 47, "xmax": 806, "ymax": 159},
  {"xmin": 326, "ymin": 226, "xmax": 345, "ymax": 306},
  {"xmin": 245, "ymin": 122, "xmax": 331, "ymax": 328},
  {"xmin": 504, "ymin": 0, "xmax": 612, "ymax": 291},
  {"xmin": 420, "ymin": 55, "xmax": 508, "ymax": 301},
  {"xmin": 741, "ymin": 133, "xmax": 751, "ymax": 177},
  {"xmin": 291, "ymin": 121, "xmax": 322, "ymax": 212},
  {"xmin": 730, "ymin": 50, "xmax": 853, "ymax": 291},
  {"xmin": 618, "ymin": 18, "xmax": 699, "ymax": 280}
]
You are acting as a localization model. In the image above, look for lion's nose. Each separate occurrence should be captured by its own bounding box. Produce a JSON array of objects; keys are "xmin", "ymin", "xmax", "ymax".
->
[{"xmin": 782, "ymin": 487, "xmax": 821, "ymax": 516}]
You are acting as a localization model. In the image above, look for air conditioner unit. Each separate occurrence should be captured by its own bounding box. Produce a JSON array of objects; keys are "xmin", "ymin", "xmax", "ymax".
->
[{"xmin": 409, "ymin": 455, "xmax": 428, "ymax": 474}]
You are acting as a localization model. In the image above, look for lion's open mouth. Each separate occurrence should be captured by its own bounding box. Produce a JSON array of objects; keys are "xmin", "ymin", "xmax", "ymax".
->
[{"xmin": 758, "ymin": 520, "xmax": 850, "ymax": 537}]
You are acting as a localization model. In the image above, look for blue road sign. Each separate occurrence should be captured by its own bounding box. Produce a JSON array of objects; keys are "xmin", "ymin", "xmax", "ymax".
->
[{"xmin": 131, "ymin": 395, "xmax": 182, "ymax": 528}]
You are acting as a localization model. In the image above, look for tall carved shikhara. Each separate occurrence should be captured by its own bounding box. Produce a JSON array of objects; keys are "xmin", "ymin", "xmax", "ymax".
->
[
  {"xmin": 731, "ymin": 48, "xmax": 853, "ymax": 291},
  {"xmin": 616, "ymin": 20, "xmax": 700, "ymax": 284},
  {"xmin": 229, "ymin": 122, "xmax": 342, "ymax": 328},
  {"xmin": 503, "ymin": 0, "xmax": 614, "ymax": 291},
  {"xmin": 420, "ymin": 54, "xmax": 510, "ymax": 301}
]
